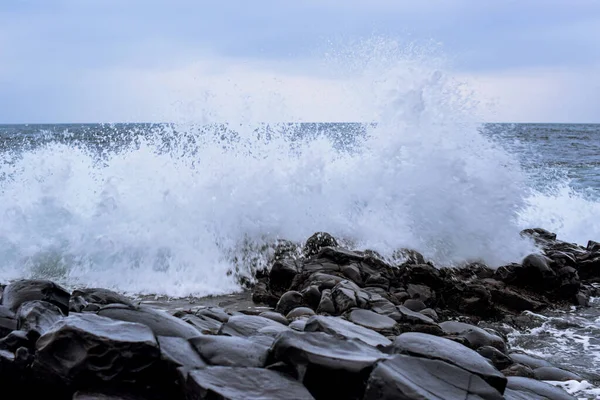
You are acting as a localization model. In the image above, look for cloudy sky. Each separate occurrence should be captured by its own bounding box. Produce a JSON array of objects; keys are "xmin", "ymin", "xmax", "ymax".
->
[{"xmin": 1, "ymin": 0, "xmax": 599, "ymax": 123}]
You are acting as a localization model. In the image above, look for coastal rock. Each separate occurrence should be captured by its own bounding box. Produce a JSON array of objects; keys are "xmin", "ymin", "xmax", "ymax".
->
[
  {"xmin": 185, "ymin": 367, "xmax": 314, "ymax": 400},
  {"xmin": 33, "ymin": 313, "xmax": 159, "ymax": 386},
  {"xmin": 419, "ymin": 308, "xmax": 438, "ymax": 321},
  {"xmin": 440, "ymin": 321, "xmax": 507, "ymax": 352},
  {"xmin": 400, "ymin": 264, "xmax": 443, "ymax": 288},
  {"xmin": 477, "ymin": 345, "xmax": 513, "ymax": 370},
  {"xmin": 402, "ymin": 299, "xmax": 427, "ymax": 312},
  {"xmin": 269, "ymin": 259, "xmax": 300, "ymax": 293},
  {"xmin": 258, "ymin": 311, "xmax": 289, "ymax": 325},
  {"xmin": 509, "ymin": 352, "xmax": 553, "ymax": 369},
  {"xmin": 406, "ymin": 284, "xmax": 436, "ymax": 306},
  {"xmin": 348, "ymin": 309, "xmax": 396, "ymax": 331},
  {"xmin": 303, "ymin": 232, "xmax": 339, "ymax": 257},
  {"xmin": 1, "ymin": 280, "xmax": 70, "ymax": 315},
  {"xmin": 195, "ymin": 307, "xmax": 230, "ymax": 323},
  {"xmin": 504, "ymin": 376, "xmax": 575, "ymax": 400},
  {"xmin": 393, "ymin": 248, "xmax": 426, "ymax": 265},
  {"xmin": 16, "ymin": 300, "xmax": 64, "ymax": 340},
  {"xmin": 490, "ymin": 287, "xmax": 545, "ymax": 312},
  {"xmin": 533, "ymin": 366, "xmax": 583, "ymax": 381},
  {"xmin": 69, "ymin": 296, "xmax": 88, "ymax": 313},
  {"xmin": 316, "ymin": 289, "xmax": 335, "ymax": 314},
  {"xmin": 331, "ymin": 285, "xmax": 357, "ymax": 313},
  {"xmin": 275, "ymin": 291, "xmax": 304, "ymax": 315},
  {"xmin": 189, "ymin": 335, "xmax": 269, "ymax": 368},
  {"xmin": 501, "ymin": 363, "xmax": 535, "ymax": 378},
  {"xmin": 0, "ymin": 305, "xmax": 18, "ymax": 338},
  {"xmin": 304, "ymin": 315, "xmax": 391, "ymax": 347},
  {"xmin": 218, "ymin": 314, "xmax": 288, "ymax": 338},
  {"xmin": 0, "ymin": 330, "xmax": 30, "ymax": 351},
  {"xmin": 286, "ymin": 307, "xmax": 315, "ymax": 320},
  {"xmin": 72, "ymin": 391, "xmax": 146, "ymax": 400},
  {"xmin": 98, "ymin": 304, "xmax": 200, "ymax": 339},
  {"xmin": 156, "ymin": 335, "xmax": 206, "ymax": 369},
  {"xmin": 392, "ymin": 332, "xmax": 507, "ymax": 393},
  {"xmin": 289, "ymin": 318, "xmax": 308, "ymax": 331},
  {"xmin": 71, "ymin": 288, "xmax": 135, "ymax": 307},
  {"xmin": 364, "ymin": 354, "xmax": 503, "ymax": 400},
  {"xmin": 301, "ymin": 285, "xmax": 322, "ymax": 310},
  {"xmin": 393, "ymin": 305, "xmax": 436, "ymax": 325},
  {"xmin": 178, "ymin": 313, "xmax": 223, "ymax": 335}
]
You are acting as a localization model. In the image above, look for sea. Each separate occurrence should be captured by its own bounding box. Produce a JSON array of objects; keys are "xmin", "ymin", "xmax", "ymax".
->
[{"xmin": 0, "ymin": 121, "xmax": 599, "ymax": 397}]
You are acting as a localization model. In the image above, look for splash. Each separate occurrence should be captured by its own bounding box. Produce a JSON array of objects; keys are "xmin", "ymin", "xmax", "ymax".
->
[{"xmin": 0, "ymin": 39, "xmax": 542, "ymax": 296}]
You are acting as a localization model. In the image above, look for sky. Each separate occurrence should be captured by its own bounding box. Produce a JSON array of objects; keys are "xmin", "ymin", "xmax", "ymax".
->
[{"xmin": 0, "ymin": 0, "xmax": 599, "ymax": 123}]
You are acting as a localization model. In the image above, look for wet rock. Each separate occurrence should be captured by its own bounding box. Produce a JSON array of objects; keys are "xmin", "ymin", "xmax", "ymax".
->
[
  {"xmin": 17, "ymin": 300, "xmax": 64, "ymax": 341},
  {"xmin": 490, "ymin": 287, "xmax": 545, "ymax": 312},
  {"xmin": 83, "ymin": 304, "xmax": 101, "ymax": 312},
  {"xmin": 348, "ymin": 309, "xmax": 396, "ymax": 331},
  {"xmin": 450, "ymin": 283, "xmax": 495, "ymax": 317},
  {"xmin": 393, "ymin": 248, "xmax": 426, "ymax": 265},
  {"xmin": 275, "ymin": 291, "xmax": 304, "ymax": 315},
  {"xmin": 364, "ymin": 354, "xmax": 503, "ymax": 400},
  {"xmin": 340, "ymin": 264, "xmax": 363, "ymax": 286},
  {"xmin": 331, "ymin": 284, "xmax": 357, "ymax": 313},
  {"xmin": 71, "ymin": 288, "xmax": 134, "ymax": 307},
  {"xmin": 533, "ymin": 366, "xmax": 583, "ymax": 381},
  {"xmin": 556, "ymin": 267, "xmax": 580, "ymax": 298},
  {"xmin": 587, "ymin": 240, "xmax": 600, "ymax": 252},
  {"xmin": 305, "ymin": 272, "xmax": 345, "ymax": 291},
  {"xmin": 286, "ymin": 307, "xmax": 315, "ymax": 320},
  {"xmin": 364, "ymin": 274, "xmax": 389, "ymax": 290},
  {"xmin": 0, "ymin": 330, "xmax": 30, "ymax": 351},
  {"xmin": 392, "ymin": 332, "xmax": 507, "ymax": 393},
  {"xmin": 316, "ymin": 289, "xmax": 335, "ymax": 314},
  {"xmin": 303, "ymin": 232, "xmax": 339, "ymax": 257},
  {"xmin": 509, "ymin": 352, "xmax": 553, "ymax": 369},
  {"xmin": 406, "ymin": 284, "xmax": 436, "ymax": 306},
  {"xmin": 2, "ymin": 280, "xmax": 70, "ymax": 315},
  {"xmin": 401, "ymin": 264, "xmax": 443, "ymax": 288},
  {"xmin": 98, "ymin": 305, "xmax": 200, "ymax": 339},
  {"xmin": 317, "ymin": 247, "xmax": 365, "ymax": 264},
  {"xmin": 33, "ymin": 313, "xmax": 159, "ymax": 386},
  {"xmin": 179, "ymin": 313, "xmax": 223, "ymax": 334},
  {"xmin": 504, "ymin": 376, "xmax": 574, "ymax": 400},
  {"xmin": 304, "ymin": 315, "xmax": 391, "ymax": 347},
  {"xmin": 440, "ymin": 321, "xmax": 507, "ymax": 352},
  {"xmin": 72, "ymin": 391, "xmax": 146, "ymax": 400},
  {"xmin": 289, "ymin": 318, "xmax": 307, "ymax": 331},
  {"xmin": 369, "ymin": 297, "xmax": 398, "ymax": 316},
  {"xmin": 501, "ymin": 363, "xmax": 535, "ymax": 378},
  {"xmin": 69, "ymin": 296, "xmax": 88, "ymax": 313},
  {"xmin": 185, "ymin": 366, "xmax": 314, "ymax": 400},
  {"xmin": 402, "ymin": 299, "xmax": 427, "ymax": 312},
  {"xmin": 393, "ymin": 305, "xmax": 436, "ymax": 325},
  {"xmin": 574, "ymin": 291, "xmax": 590, "ymax": 306},
  {"xmin": 189, "ymin": 335, "xmax": 269, "ymax": 368},
  {"xmin": 218, "ymin": 314, "xmax": 288, "ymax": 338},
  {"xmin": 269, "ymin": 259, "xmax": 300, "ymax": 293},
  {"xmin": 419, "ymin": 308, "xmax": 438, "ymax": 321},
  {"xmin": 575, "ymin": 257, "xmax": 600, "ymax": 280},
  {"xmin": 251, "ymin": 279, "xmax": 278, "ymax": 306},
  {"xmin": 521, "ymin": 228, "xmax": 557, "ymax": 242},
  {"xmin": 301, "ymin": 285, "xmax": 321, "ymax": 310},
  {"xmin": 0, "ymin": 305, "xmax": 17, "ymax": 337},
  {"xmin": 271, "ymin": 330, "xmax": 386, "ymax": 399},
  {"xmin": 258, "ymin": 311, "xmax": 289, "ymax": 325},
  {"xmin": 195, "ymin": 307, "xmax": 230, "ymax": 323},
  {"xmin": 392, "ymin": 291, "xmax": 410, "ymax": 303},
  {"xmin": 157, "ymin": 335, "xmax": 206, "ymax": 369},
  {"xmin": 477, "ymin": 345, "xmax": 513, "ymax": 370}
]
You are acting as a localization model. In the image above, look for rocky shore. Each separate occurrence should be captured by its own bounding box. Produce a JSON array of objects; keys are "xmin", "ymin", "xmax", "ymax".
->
[{"xmin": 0, "ymin": 228, "xmax": 599, "ymax": 399}]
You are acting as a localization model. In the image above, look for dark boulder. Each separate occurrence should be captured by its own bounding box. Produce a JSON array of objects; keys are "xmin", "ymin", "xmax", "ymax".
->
[
  {"xmin": 508, "ymin": 352, "xmax": 553, "ymax": 369},
  {"xmin": 189, "ymin": 335, "xmax": 269, "ymax": 368},
  {"xmin": 275, "ymin": 291, "xmax": 304, "ymax": 315},
  {"xmin": 400, "ymin": 264, "xmax": 443, "ymax": 288},
  {"xmin": 72, "ymin": 391, "xmax": 147, "ymax": 400},
  {"xmin": 520, "ymin": 228, "xmax": 557, "ymax": 242},
  {"xmin": 69, "ymin": 296, "xmax": 88, "ymax": 313},
  {"xmin": 2, "ymin": 280, "xmax": 70, "ymax": 315},
  {"xmin": 489, "ymin": 287, "xmax": 545, "ymax": 312},
  {"xmin": 17, "ymin": 300, "xmax": 64, "ymax": 341},
  {"xmin": 402, "ymin": 299, "xmax": 427, "ymax": 312},
  {"xmin": 156, "ymin": 335, "xmax": 206, "ymax": 371},
  {"xmin": 347, "ymin": 309, "xmax": 396, "ymax": 332},
  {"xmin": 286, "ymin": 307, "xmax": 315, "ymax": 320},
  {"xmin": 218, "ymin": 314, "xmax": 288, "ymax": 338},
  {"xmin": 184, "ymin": 367, "xmax": 314, "ymax": 400},
  {"xmin": 316, "ymin": 289, "xmax": 335, "ymax": 314},
  {"xmin": 556, "ymin": 267, "xmax": 580, "ymax": 298},
  {"xmin": 258, "ymin": 311, "xmax": 289, "ymax": 325},
  {"xmin": 392, "ymin": 332, "xmax": 507, "ymax": 393},
  {"xmin": 178, "ymin": 313, "xmax": 223, "ymax": 335},
  {"xmin": 71, "ymin": 288, "xmax": 134, "ymax": 307},
  {"xmin": 501, "ymin": 363, "xmax": 535, "ymax": 378},
  {"xmin": 477, "ymin": 345, "xmax": 513, "ymax": 370},
  {"xmin": 504, "ymin": 376, "xmax": 575, "ymax": 400},
  {"xmin": 195, "ymin": 307, "xmax": 230, "ymax": 323},
  {"xmin": 363, "ymin": 354, "xmax": 503, "ymax": 400},
  {"xmin": 406, "ymin": 284, "xmax": 436, "ymax": 306},
  {"xmin": 301, "ymin": 285, "xmax": 322, "ymax": 310},
  {"xmin": 303, "ymin": 232, "xmax": 339, "ymax": 257},
  {"xmin": 533, "ymin": 366, "xmax": 582, "ymax": 381},
  {"xmin": 440, "ymin": 321, "xmax": 507, "ymax": 353},
  {"xmin": 0, "ymin": 330, "xmax": 30, "ymax": 351},
  {"xmin": 98, "ymin": 305, "xmax": 200, "ymax": 339},
  {"xmin": 304, "ymin": 315, "xmax": 391, "ymax": 347},
  {"xmin": 269, "ymin": 259, "xmax": 300, "ymax": 293},
  {"xmin": 0, "ymin": 305, "xmax": 17, "ymax": 338},
  {"xmin": 393, "ymin": 306, "xmax": 436, "ymax": 326}
]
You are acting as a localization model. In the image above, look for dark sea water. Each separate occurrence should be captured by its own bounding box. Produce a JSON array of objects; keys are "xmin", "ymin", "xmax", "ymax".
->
[{"xmin": 1, "ymin": 122, "xmax": 599, "ymax": 397}]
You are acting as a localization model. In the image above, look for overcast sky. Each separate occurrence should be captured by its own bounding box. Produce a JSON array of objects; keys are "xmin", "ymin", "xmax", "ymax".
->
[{"xmin": 1, "ymin": 0, "xmax": 599, "ymax": 123}]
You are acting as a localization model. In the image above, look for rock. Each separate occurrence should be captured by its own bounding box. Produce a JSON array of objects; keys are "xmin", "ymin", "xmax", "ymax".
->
[
  {"xmin": 498, "ymin": 254, "xmax": 556, "ymax": 290},
  {"xmin": 393, "ymin": 305, "xmax": 436, "ymax": 325},
  {"xmin": 331, "ymin": 285, "xmax": 357, "ymax": 314},
  {"xmin": 0, "ymin": 330, "xmax": 30, "ymax": 351},
  {"xmin": 341, "ymin": 264, "xmax": 363, "ymax": 286},
  {"xmin": 72, "ymin": 391, "xmax": 146, "ymax": 400},
  {"xmin": 556, "ymin": 267, "xmax": 580, "ymax": 298},
  {"xmin": 71, "ymin": 288, "xmax": 135, "ymax": 307},
  {"xmin": 402, "ymin": 299, "xmax": 427, "ymax": 312},
  {"xmin": 195, "ymin": 307, "xmax": 230, "ymax": 323},
  {"xmin": 363, "ymin": 354, "xmax": 503, "ymax": 400},
  {"xmin": 271, "ymin": 330, "xmax": 386, "ymax": 399},
  {"xmin": 33, "ymin": 313, "xmax": 159, "ymax": 386},
  {"xmin": 69, "ymin": 296, "xmax": 88, "ymax": 313},
  {"xmin": 83, "ymin": 304, "xmax": 101, "ymax": 312},
  {"xmin": 269, "ymin": 259, "xmax": 300, "ymax": 293},
  {"xmin": 521, "ymin": 228, "xmax": 557, "ymax": 242},
  {"xmin": 156, "ymin": 335, "xmax": 206, "ymax": 369},
  {"xmin": 393, "ymin": 248, "xmax": 426, "ymax": 265},
  {"xmin": 406, "ymin": 284, "xmax": 436, "ymax": 305},
  {"xmin": 348, "ymin": 309, "xmax": 396, "ymax": 331},
  {"xmin": 1, "ymin": 280, "xmax": 70, "ymax": 315},
  {"xmin": 179, "ymin": 313, "xmax": 223, "ymax": 335},
  {"xmin": 275, "ymin": 291, "xmax": 304, "ymax": 315},
  {"xmin": 304, "ymin": 315, "xmax": 391, "ymax": 347},
  {"xmin": 392, "ymin": 332, "xmax": 507, "ymax": 393},
  {"xmin": 185, "ymin": 367, "xmax": 314, "ymax": 400},
  {"xmin": 316, "ymin": 289, "xmax": 335, "ymax": 314},
  {"xmin": 301, "ymin": 285, "xmax": 321, "ymax": 310},
  {"xmin": 98, "ymin": 305, "xmax": 200, "ymax": 339},
  {"xmin": 477, "ymin": 345, "xmax": 513, "ymax": 370},
  {"xmin": 533, "ymin": 366, "xmax": 583, "ymax": 381},
  {"xmin": 286, "ymin": 307, "xmax": 315, "ymax": 320},
  {"xmin": 17, "ymin": 300, "xmax": 64, "ymax": 341},
  {"xmin": 305, "ymin": 272, "xmax": 345, "ymax": 291},
  {"xmin": 0, "ymin": 305, "xmax": 17, "ymax": 337},
  {"xmin": 289, "ymin": 318, "xmax": 307, "ymax": 331},
  {"xmin": 401, "ymin": 264, "xmax": 443, "ymax": 288},
  {"xmin": 258, "ymin": 311, "xmax": 289, "ymax": 325},
  {"xmin": 501, "ymin": 363, "xmax": 535, "ymax": 378},
  {"xmin": 440, "ymin": 321, "xmax": 507, "ymax": 353},
  {"xmin": 303, "ymin": 232, "xmax": 339, "ymax": 257},
  {"xmin": 490, "ymin": 287, "xmax": 545, "ymax": 312},
  {"xmin": 504, "ymin": 376, "xmax": 575, "ymax": 400},
  {"xmin": 419, "ymin": 308, "xmax": 438, "ymax": 321},
  {"xmin": 392, "ymin": 291, "xmax": 410, "ymax": 303},
  {"xmin": 251, "ymin": 280, "xmax": 278, "ymax": 306},
  {"xmin": 189, "ymin": 335, "xmax": 269, "ymax": 368},
  {"xmin": 218, "ymin": 314, "xmax": 288, "ymax": 338},
  {"xmin": 509, "ymin": 352, "xmax": 553, "ymax": 369},
  {"xmin": 364, "ymin": 274, "xmax": 389, "ymax": 289}
]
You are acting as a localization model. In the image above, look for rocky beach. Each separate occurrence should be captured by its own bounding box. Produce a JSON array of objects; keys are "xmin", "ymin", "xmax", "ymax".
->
[{"xmin": 1, "ymin": 228, "xmax": 599, "ymax": 399}]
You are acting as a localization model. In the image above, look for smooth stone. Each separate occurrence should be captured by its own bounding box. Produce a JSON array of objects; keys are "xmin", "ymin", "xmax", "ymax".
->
[
  {"xmin": 440, "ymin": 321, "xmax": 507, "ymax": 352},
  {"xmin": 71, "ymin": 288, "xmax": 134, "ymax": 307},
  {"xmin": 364, "ymin": 354, "xmax": 503, "ymax": 400},
  {"xmin": 502, "ymin": 363, "xmax": 535, "ymax": 378},
  {"xmin": 341, "ymin": 264, "xmax": 364, "ymax": 286},
  {"xmin": 348, "ymin": 309, "xmax": 396, "ymax": 331},
  {"xmin": 185, "ymin": 366, "xmax": 314, "ymax": 400},
  {"xmin": 289, "ymin": 318, "xmax": 307, "ymax": 331},
  {"xmin": 72, "ymin": 392, "xmax": 145, "ymax": 400},
  {"xmin": 0, "ymin": 305, "xmax": 18, "ymax": 337},
  {"xmin": 504, "ymin": 376, "xmax": 575, "ymax": 400},
  {"xmin": 195, "ymin": 307, "xmax": 230, "ymax": 323},
  {"xmin": 17, "ymin": 300, "xmax": 64, "ymax": 340},
  {"xmin": 2, "ymin": 280, "xmax": 70, "ymax": 315},
  {"xmin": 34, "ymin": 313, "xmax": 159, "ymax": 385},
  {"xmin": 179, "ymin": 313, "xmax": 223, "ymax": 334},
  {"xmin": 393, "ymin": 305, "xmax": 436, "ymax": 325},
  {"xmin": 419, "ymin": 308, "xmax": 439, "ymax": 321},
  {"xmin": 218, "ymin": 314, "xmax": 288, "ymax": 338},
  {"xmin": 286, "ymin": 307, "xmax": 315, "ymax": 320},
  {"xmin": 304, "ymin": 315, "xmax": 391, "ymax": 347},
  {"xmin": 0, "ymin": 330, "xmax": 30, "ymax": 351},
  {"xmin": 301, "ymin": 285, "xmax": 321, "ymax": 310},
  {"xmin": 157, "ymin": 335, "xmax": 206, "ymax": 369},
  {"xmin": 533, "ymin": 366, "xmax": 583, "ymax": 381},
  {"xmin": 402, "ymin": 298, "xmax": 427, "ymax": 312},
  {"xmin": 275, "ymin": 291, "xmax": 304, "ymax": 315},
  {"xmin": 189, "ymin": 335, "xmax": 269, "ymax": 368},
  {"xmin": 477, "ymin": 345, "xmax": 513, "ymax": 370},
  {"xmin": 98, "ymin": 305, "xmax": 200, "ymax": 339},
  {"xmin": 331, "ymin": 286, "xmax": 357, "ymax": 314},
  {"xmin": 69, "ymin": 296, "xmax": 88, "ymax": 313},
  {"xmin": 392, "ymin": 332, "xmax": 507, "ymax": 393},
  {"xmin": 259, "ymin": 311, "xmax": 289, "ymax": 325},
  {"xmin": 509, "ymin": 352, "xmax": 553, "ymax": 369},
  {"xmin": 316, "ymin": 289, "xmax": 335, "ymax": 314}
]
